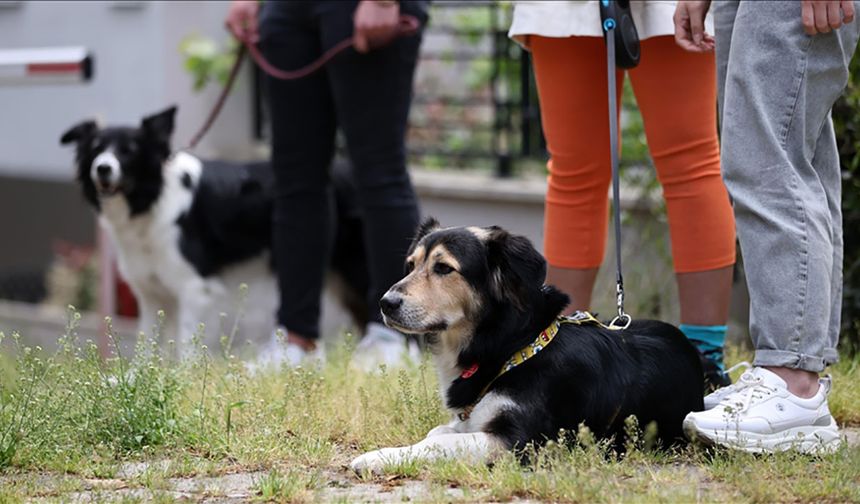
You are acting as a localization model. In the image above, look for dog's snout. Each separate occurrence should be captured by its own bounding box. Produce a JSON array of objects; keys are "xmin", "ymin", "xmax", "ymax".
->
[
  {"xmin": 91, "ymin": 152, "xmax": 120, "ymax": 188},
  {"xmin": 96, "ymin": 164, "xmax": 112, "ymax": 178},
  {"xmin": 379, "ymin": 292, "xmax": 403, "ymax": 314}
]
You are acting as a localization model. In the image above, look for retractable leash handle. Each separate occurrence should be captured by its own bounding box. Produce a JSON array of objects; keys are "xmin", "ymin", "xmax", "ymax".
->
[
  {"xmin": 599, "ymin": 0, "xmax": 640, "ymax": 69},
  {"xmin": 600, "ymin": 0, "xmax": 639, "ymax": 330}
]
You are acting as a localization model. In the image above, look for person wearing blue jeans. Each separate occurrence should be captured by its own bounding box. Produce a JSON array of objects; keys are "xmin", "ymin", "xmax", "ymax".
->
[
  {"xmin": 226, "ymin": 0, "xmax": 428, "ymax": 367},
  {"xmin": 674, "ymin": 0, "xmax": 858, "ymax": 453}
]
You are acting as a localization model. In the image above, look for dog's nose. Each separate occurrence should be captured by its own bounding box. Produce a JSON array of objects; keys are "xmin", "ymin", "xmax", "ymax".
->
[
  {"xmin": 96, "ymin": 164, "xmax": 112, "ymax": 179},
  {"xmin": 379, "ymin": 292, "xmax": 403, "ymax": 315}
]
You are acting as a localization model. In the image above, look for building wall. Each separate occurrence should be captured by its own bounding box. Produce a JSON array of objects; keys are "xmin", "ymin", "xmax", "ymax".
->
[{"xmin": 0, "ymin": 0, "xmax": 257, "ymax": 183}]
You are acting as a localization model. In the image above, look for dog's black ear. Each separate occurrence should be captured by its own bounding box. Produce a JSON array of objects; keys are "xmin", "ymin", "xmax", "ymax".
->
[
  {"xmin": 485, "ymin": 227, "xmax": 547, "ymax": 311},
  {"xmin": 407, "ymin": 217, "xmax": 441, "ymax": 255},
  {"xmin": 141, "ymin": 105, "xmax": 177, "ymax": 145},
  {"xmin": 414, "ymin": 217, "xmax": 440, "ymax": 242},
  {"xmin": 60, "ymin": 120, "xmax": 97, "ymax": 146}
]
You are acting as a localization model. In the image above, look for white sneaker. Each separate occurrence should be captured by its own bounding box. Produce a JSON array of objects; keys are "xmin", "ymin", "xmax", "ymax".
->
[
  {"xmin": 683, "ymin": 367, "xmax": 842, "ymax": 454},
  {"xmin": 703, "ymin": 361, "xmax": 753, "ymax": 409},
  {"xmin": 248, "ymin": 327, "xmax": 325, "ymax": 372},
  {"xmin": 351, "ymin": 322, "xmax": 418, "ymax": 372}
]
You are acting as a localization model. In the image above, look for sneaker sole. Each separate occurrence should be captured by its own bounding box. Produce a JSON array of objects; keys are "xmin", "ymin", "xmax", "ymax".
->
[{"xmin": 683, "ymin": 417, "xmax": 842, "ymax": 454}]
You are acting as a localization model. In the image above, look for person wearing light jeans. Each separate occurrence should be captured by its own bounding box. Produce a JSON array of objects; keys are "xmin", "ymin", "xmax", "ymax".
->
[{"xmin": 675, "ymin": 0, "xmax": 859, "ymax": 453}]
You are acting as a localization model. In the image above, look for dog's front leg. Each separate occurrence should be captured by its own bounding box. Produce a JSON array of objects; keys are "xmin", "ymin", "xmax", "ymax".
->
[
  {"xmin": 131, "ymin": 286, "xmax": 173, "ymax": 338},
  {"xmin": 350, "ymin": 432, "xmax": 504, "ymax": 475},
  {"xmin": 130, "ymin": 288, "xmax": 179, "ymax": 357},
  {"xmin": 177, "ymin": 307, "xmax": 205, "ymax": 360},
  {"xmin": 177, "ymin": 278, "xmax": 225, "ymax": 358},
  {"xmin": 160, "ymin": 305, "xmax": 180, "ymax": 356},
  {"xmin": 136, "ymin": 299, "xmax": 159, "ymax": 339},
  {"xmin": 426, "ymin": 419, "xmax": 460, "ymax": 437}
]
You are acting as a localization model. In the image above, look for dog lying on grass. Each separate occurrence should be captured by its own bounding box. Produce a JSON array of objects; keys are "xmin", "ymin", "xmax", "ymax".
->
[{"xmin": 350, "ymin": 219, "xmax": 704, "ymax": 473}]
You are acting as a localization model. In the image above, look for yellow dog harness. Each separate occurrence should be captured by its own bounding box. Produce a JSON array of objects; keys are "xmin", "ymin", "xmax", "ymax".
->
[{"xmin": 457, "ymin": 311, "xmax": 621, "ymax": 421}]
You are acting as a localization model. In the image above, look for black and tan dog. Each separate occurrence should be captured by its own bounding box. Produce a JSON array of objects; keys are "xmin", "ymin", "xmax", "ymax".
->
[{"xmin": 350, "ymin": 218, "xmax": 703, "ymax": 473}]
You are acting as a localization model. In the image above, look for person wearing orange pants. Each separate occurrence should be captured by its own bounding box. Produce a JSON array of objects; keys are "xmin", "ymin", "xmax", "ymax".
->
[{"xmin": 509, "ymin": 2, "xmax": 737, "ymax": 390}]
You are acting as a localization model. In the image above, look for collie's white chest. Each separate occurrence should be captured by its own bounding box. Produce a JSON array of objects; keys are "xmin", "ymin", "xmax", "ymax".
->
[
  {"xmin": 99, "ymin": 199, "xmax": 179, "ymax": 294},
  {"xmin": 98, "ymin": 152, "xmax": 202, "ymax": 293}
]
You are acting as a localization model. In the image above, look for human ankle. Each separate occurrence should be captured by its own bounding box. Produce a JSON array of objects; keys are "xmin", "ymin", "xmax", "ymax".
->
[
  {"xmin": 764, "ymin": 366, "xmax": 820, "ymax": 398},
  {"xmin": 287, "ymin": 333, "xmax": 317, "ymax": 351},
  {"xmin": 680, "ymin": 324, "xmax": 727, "ymax": 370}
]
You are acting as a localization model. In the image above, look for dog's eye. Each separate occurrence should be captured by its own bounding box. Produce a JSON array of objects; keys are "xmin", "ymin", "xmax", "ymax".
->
[
  {"xmin": 118, "ymin": 142, "xmax": 137, "ymax": 156},
  {"xmin": 405, "ymin": 261, "xmax": 415, "ymax": 274},
  {"xmin": 433, "ymin": 263, "xmax": 454, "ymax": 275}
]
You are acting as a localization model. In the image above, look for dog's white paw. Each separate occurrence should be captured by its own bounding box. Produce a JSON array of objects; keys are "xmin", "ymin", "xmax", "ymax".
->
[
  {"xmin": 350, "ymin": 448, "xmax": 406, "ymax": 475},
  {"xmin": 426, "ymin": 424, "xmax": 458, "ymax": 437}
]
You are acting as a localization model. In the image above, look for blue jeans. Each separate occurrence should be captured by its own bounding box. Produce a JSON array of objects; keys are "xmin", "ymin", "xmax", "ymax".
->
[{"xmin": 715, "ymin": 0, "xmax": 860, "ymax": 372}]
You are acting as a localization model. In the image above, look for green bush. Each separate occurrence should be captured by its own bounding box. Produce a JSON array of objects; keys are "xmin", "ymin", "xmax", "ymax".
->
[
  {"xmin": 833, "ymin": 55, "xmax": 860, "ymax": 355},
  {"xmin": 178, "ymin": 34, "xmax": 238, "ymax": 93}
]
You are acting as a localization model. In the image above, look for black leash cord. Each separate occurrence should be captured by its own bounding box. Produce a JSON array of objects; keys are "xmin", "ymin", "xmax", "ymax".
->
[{"xmin": 604, "ymin": 17, "xmax": 631, "ymax": 330}]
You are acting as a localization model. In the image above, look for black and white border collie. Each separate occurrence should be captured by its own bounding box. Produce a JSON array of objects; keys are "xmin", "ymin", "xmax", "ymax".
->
[
  {"xmin": 60, "ymin": 106, "xmax": 366, "ymax": 354},
  {"xmin": 350, "ymin": 219, "xmax": 703, "ymax": 473}
]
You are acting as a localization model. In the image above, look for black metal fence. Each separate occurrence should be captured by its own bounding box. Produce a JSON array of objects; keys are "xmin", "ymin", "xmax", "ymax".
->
[{"xmin": 407, "ymin": 1, "xmax": 544, "ymax": 176}]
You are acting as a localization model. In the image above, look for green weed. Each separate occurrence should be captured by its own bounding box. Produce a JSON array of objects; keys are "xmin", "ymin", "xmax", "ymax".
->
[
  {"xmin": 1, "ymin": 311, "xmax": 860, "ymax": 502},
  {"xmin": 254, "ymin": 467, "xmax": 320, "ymax": 503}
]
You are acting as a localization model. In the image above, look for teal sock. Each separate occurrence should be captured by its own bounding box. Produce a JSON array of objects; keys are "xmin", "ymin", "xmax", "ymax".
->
[{"xmin": 680, "ymin": 324, "xmax": 727, "ymax": 371}]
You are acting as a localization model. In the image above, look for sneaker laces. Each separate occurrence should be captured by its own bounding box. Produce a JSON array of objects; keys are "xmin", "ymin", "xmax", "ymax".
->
[
  {"xmin": 706, "ymin": 361, "xmax": 752, "ymax": 397},
  {"xmin": 726, "ymin": 361, "xmax": 752, "ymax": 376},
  {"xmin": 719, "ymin": 369, "xmax": 777, "ymax": 413}
]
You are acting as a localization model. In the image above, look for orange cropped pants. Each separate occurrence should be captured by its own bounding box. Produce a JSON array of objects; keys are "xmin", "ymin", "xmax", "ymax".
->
[{"xmin": 530, "ymin": 35, "xmax": 736, "ymax": 273}]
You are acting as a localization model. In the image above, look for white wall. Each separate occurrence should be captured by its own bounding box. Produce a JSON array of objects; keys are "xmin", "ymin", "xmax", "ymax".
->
[{"xmin": 0, "ymin": 0, "xmax": 257, "ymax": 182}]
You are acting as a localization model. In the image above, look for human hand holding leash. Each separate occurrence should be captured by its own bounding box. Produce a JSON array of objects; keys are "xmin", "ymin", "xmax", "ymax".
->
[
  {"xmin": 801, "ymin": 0, "xmax": 855, "ymax": 35},
  {"xmin": 196, "ymin": 2, "xmax": 419, "ymax": 150},
  {"xmin": 225, "ymin": 0, "xmax": 260, "ymax": 44},
  {"xmin": 354, "ymin": 0, "xmax": 401, "ymax": 53},
  {"xmin": 673, "ymin": 0, "xmax": 714, "ymax": 52}
]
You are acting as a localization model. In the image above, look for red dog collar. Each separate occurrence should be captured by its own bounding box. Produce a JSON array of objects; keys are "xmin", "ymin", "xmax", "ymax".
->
[{"xmin": 460, "ymin": 363, "xmax": 479, "ymax": 379}]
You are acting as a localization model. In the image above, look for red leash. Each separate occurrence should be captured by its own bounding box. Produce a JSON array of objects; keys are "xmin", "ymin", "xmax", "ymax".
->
[{"xmin": 186, "ymin": 15, "xmax": 420, "ymax": 150}]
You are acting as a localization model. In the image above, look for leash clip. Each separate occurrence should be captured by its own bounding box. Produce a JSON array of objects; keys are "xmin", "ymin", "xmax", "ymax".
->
[
  {"xmin": 609, "ymin": 281, "xmax": 631, "ymax": 330},
  {"xmin": 608, "ymin": 313, "xmax": 631, "ymax": 330}
]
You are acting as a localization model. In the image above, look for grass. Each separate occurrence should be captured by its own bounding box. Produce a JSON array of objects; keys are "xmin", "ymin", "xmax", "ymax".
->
[
  {"xmin": 255, "ymin": 467, "xmax": 322, "ymax": 503},
  {"xmin": 1, "ymin": 307, "xmax": 860, "ymax": 502}
]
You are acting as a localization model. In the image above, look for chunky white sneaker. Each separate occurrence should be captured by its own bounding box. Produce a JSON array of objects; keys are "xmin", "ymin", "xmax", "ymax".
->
[
  {"xmin": 683, "ymin": 367, "xmax": 842, "ymax": 454},
  {"xmin": 703, "ymin": 361, "xmax": 753, "ymax": 409},
  {"xmin": 351, "ymin": 322, "xmax": 418, "ymax": 372},
  {"xmin": 248, "ymin": 327, "xmax": 325, "ymax": 372}
]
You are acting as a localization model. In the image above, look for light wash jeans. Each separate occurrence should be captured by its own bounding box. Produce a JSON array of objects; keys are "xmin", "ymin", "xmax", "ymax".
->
[{"xmin": 715, "ymin": 0, "xmax": 860, "ymax": 372}]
